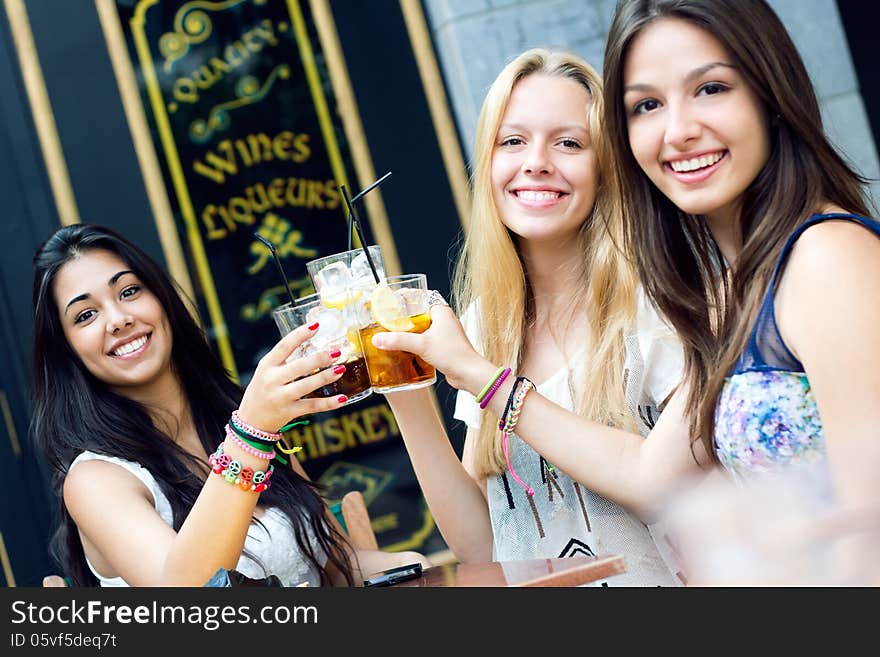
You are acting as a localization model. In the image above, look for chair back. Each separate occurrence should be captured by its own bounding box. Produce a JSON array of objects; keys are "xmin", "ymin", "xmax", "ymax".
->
[{"xmin": 340, "ymin": 491, "xmax": 378, "ymax": 550}]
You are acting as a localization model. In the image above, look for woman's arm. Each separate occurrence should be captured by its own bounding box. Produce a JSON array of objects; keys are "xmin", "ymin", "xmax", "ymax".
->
[
  {"xmin": 776, "ymin": 219, "xmax": 880, "ymax": 515},
  {"xmin": 64, "ymin": 323, "xmax": 352, "ymax": 586},
  {"xmin": 372, "ymin": 307, "xmax": 708, "ymax": 521},
  {"xmin": 383, "ymin": 389, "xmax": 494, "ymax": 562}
]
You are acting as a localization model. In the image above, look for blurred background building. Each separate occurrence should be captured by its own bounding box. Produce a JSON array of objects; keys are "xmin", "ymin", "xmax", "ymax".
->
[{"xmin": 1, "ymin": 0, "xmax": 877, "ymax": 586}]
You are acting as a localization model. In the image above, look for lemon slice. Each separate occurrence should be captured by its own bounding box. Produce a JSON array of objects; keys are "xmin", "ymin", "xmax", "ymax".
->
[
  {"xmin": 370, "ymin": 284, "xmax": 414, "ymax": 331},
  {"xmin": 322, "ymin": 289, "xmax": 362, "ymax": 310},
  {"xmin": 346, "ymin": 328, "xmax": 362, "ymax": 352}
]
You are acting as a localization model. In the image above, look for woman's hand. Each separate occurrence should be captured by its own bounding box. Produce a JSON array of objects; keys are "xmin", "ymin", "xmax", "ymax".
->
[
  {"xmin": 369, "ymin": 305, "xmax": 494, "ymax": 394},
  {"xmin": 238, "ymin": 322, "xmax": 348, "ymax": 432}
]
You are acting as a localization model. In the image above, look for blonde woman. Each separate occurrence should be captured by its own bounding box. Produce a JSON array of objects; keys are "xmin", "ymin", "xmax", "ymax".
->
[{"xmin": 378, "ymin": 49, "xmax": 682, "ymax": 585}]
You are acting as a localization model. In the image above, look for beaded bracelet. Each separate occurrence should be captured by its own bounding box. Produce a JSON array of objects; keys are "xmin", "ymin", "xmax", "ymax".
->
[
  {"xmin": 479, "ymin": 367, "xmax": 511, "ymax": 409},
  {"xmin": 230, "ymin": 409, "xmax": 282, "ymax": 441},
  {"xmin": 475, "ymin": 366, "xmax": 507, "ymax": 404},
  {"xmin": 225, "ymin": 425, "xmax": 275, "ymax": 460},
  {"xmin": 209, "ymin": 445, "xmax": 274, "ymax": 493}
]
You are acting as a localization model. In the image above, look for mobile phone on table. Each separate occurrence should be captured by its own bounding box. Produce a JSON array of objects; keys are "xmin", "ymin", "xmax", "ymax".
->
[{"xmin": 362, "ymin": 562, "xmax": 423, "ymax": 587}]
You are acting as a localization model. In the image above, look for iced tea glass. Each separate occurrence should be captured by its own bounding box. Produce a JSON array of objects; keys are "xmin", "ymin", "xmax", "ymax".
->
[
  {"xmin": 359, "ymin": 274, "xmax": 436, "ymax": 393},
  {"xmin": 272, "ymin": 293, "xmax": 372, "ymax": 405}
]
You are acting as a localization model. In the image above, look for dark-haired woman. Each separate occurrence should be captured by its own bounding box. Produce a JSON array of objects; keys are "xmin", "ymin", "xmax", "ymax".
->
[
  {"xmin": 375, "ymin": 0, "xmax": 879, "ymax": 582},
  {"xmin": 32, "ymin": 224, "xmax": 427, "ymax": 586}
]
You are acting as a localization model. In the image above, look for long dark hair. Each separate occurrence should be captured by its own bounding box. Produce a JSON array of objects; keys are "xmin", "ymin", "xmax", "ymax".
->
[
  {"xmin": 31, "ymin": 224, "xmax": 353, "ymax": 585},
  {"xmin": 603, "ymin": 0, "xmax": 871, "ymax": 459}
]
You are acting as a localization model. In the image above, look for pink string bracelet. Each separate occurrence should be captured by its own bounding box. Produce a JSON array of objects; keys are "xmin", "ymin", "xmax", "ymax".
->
[
  {"xmin": 479, "ymin": 367, "xmax": 511, "ymax": 409},
  {"xmin": 497, "ymin": 377, "xmax": 536, "ymax": 496}
]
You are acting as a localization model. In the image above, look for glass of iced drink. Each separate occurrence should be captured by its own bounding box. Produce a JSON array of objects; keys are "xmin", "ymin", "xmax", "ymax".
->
[
  {"xmin": 272, "ymin": 293, "xmax": 373, "ymax": 405},
  {"xmin": 306, "ymin": 246, "xmax": 385, "ymax": 309},
  {"xmin": 358, "ymin": 274, "xmax": 436, "ymax": 393}
]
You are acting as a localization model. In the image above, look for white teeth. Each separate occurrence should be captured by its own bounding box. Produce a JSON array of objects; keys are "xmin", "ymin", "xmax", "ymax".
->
[
  {"xmin": 516, "ymin": 190, "xmax": 560, "ymax": 202},
  {"xmin": 670, "ymin": 152, "xmax": 724, "ymax": 172},
  {"xmin": 112, "ymin": 335, "xmax": 148, "ymax": 356}
]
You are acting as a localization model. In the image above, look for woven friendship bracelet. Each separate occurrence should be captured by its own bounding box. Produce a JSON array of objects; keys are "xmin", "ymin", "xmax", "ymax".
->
[
  {"xmin": 506, "ymin": 378, "xmax": 535, "ymax": 432},
  {"xmin": 500, "ymin": 375, "xmax": 525, "ymax": 427},
  {"xmin": 499, "ymin": 377, "xmax": 535, "ymax": 434}
]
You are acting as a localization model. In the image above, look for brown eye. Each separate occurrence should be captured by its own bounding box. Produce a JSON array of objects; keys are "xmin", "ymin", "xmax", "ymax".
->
[
  {"xmin": 631, "ymin": 98, "xmax": 660, "ymax": 115},
  {"xmin": 698, "ymin": 82, "xmax": 728, "ymax": 96},
  {"xmin": 120, "ymin": 285, "xmax": 141, "ymax": 299},
  {"xmin": 74, "ymin": 309, "xmax": 96, "ymax": 324}
]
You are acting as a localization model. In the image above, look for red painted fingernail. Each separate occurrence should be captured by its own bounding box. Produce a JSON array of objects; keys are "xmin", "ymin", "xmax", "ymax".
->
[
  {"xmin": 333, "ymin": 364, "xmax": 346, "ymax": 375},
  {"xmin": 329, "ymin": 349, "xmax": 341, "ymax": 358},
  {"xmin": 308, "ymin": 322, "xmax": 319, "ymax": 331},
  {"xmin": 337, "ymin": 395, "xmax": 348, "ymax": 403}
]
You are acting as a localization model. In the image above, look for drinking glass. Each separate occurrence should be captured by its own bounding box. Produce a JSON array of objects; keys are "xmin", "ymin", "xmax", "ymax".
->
[
  {"xmin": 306, "ymin": 245, "xmax": 385, "ymax": 308},
  {"xmin": 358, "ymin": 274, "xmax": 436, "ymax": 393},
  {"xmin": 272, "ymin": 293, "xmax": 372, "ymax": 405}
]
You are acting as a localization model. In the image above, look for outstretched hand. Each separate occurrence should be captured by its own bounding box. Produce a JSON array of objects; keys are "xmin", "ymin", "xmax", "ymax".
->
[
  {"xmin": 238, "ymin": 322, "xmax": 348, "ymax": 432},
  {"xmin": 369, "ymin": 304, "xmax": 490, "ymax": 393}
]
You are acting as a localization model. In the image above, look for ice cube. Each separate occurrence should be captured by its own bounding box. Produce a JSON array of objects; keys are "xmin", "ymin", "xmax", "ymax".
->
[
  {"xmin": 398, "ymin": 287, "xmax": 428, "ymax": 316},
  {"xmin": 343, "ymin": 297, "xmax": 372, "ymax": 328},
  {"xmin": 313, "ymin": 261, "xmax": 351, "ymax": 297},
  {"xmin": 309, "ymin": 307, "xmax": 345, "ymax": 347},
  {"xmin": 304, "ymin": 305, "xmax": 324, "ymax": 326},
  {"xmin": 350, "ymin": 251, "xmax": 385, "ymax": 288}
]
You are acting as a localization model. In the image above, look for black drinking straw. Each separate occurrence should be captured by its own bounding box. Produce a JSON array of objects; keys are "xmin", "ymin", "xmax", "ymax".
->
[
  {"xmin": 254, "ymin": 233, "xmax": 296, "ymax": 306},
  {"xmin": 352, "ymin": 170, "xmax": 392, "ymax": 204},
  {"xmin": 346, "ymin": 199, "xmax": 353, "ymax": 252},
  {"xmin": 340, "ymin": 184, "xmax": 381, "ymax": 283},
  {"xmin": 344, "ymin": 171, "xmax": 392, "ymax": 253}
]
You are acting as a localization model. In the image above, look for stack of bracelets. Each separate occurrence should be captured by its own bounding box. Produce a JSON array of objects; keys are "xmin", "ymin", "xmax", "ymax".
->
[
  {"xmin": 496, "ymin": 374, "xmax": 537, "ymax": 497},
  {"xmin": 208, "ymin": 410, "xmax": 301, "ymax": 493}
]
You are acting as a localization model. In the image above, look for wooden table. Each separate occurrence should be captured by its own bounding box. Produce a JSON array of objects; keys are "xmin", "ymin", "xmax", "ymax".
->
[{"xmin": 390, "ymin": 555, "xmax": 626, "ymax": 587}]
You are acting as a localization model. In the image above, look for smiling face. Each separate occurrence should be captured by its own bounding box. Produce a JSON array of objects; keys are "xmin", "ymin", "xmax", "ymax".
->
[
  {"xmin": 623, "ymin": 18, "xmax": 771, "ymax": 227},
  {"xmin": 491, "ymin": 73, "xmax": 598, "ymax": 245},
  {"xmin": 53, "ymin": 249, "xmax": 174, "ymax": 395}
]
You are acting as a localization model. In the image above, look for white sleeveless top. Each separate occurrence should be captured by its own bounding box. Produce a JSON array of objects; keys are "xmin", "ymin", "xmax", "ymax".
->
[
  {"xmin": 69, "ymin": 451, "xmax": 326, "ymax": 587},
  {"xmin": 454, "ymin": 290, "xmax": 684, "ymax": 586}
]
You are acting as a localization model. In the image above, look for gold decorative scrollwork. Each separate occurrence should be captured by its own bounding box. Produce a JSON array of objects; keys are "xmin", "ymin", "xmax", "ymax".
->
[
  {"xmin": 189, "ymin": 64, "xmax": 291, "ymax": 142},
  {"xmin": 318, "ymin": 462, "xmax": 394, "ymax": 507},
  {"xmin": 240, "ymin": 277, "xmax": 313, "ymax": 322},
  {"xmin": 160, "ymin": 0, "xmax": 258, "ymax": 72}
]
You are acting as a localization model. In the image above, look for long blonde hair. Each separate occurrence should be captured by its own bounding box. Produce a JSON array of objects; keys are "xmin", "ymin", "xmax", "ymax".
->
[{"xmin": 454, "ymin": 48, "xmax": 638, "ymax": 478}]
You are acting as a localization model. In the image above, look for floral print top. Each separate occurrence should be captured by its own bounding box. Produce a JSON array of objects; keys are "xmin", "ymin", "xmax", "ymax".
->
[{"xmin": 714, "ymin": 214, "xmax": 880, "ymax": 483}]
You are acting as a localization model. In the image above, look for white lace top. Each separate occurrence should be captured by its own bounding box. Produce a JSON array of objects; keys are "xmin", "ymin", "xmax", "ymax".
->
[
  {"xmin": 454, "ymin": 289, "xmax": 685, "ymax": 586},
  {"xmin": 69, "ymin": 451, "xmax": 326, "ymax": 587}
]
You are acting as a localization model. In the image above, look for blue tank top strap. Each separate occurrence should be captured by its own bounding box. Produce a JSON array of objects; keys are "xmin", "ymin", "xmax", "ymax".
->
[{"xmin": 736, "ymin": 213, "xmax": 880, "ymax": 375}]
